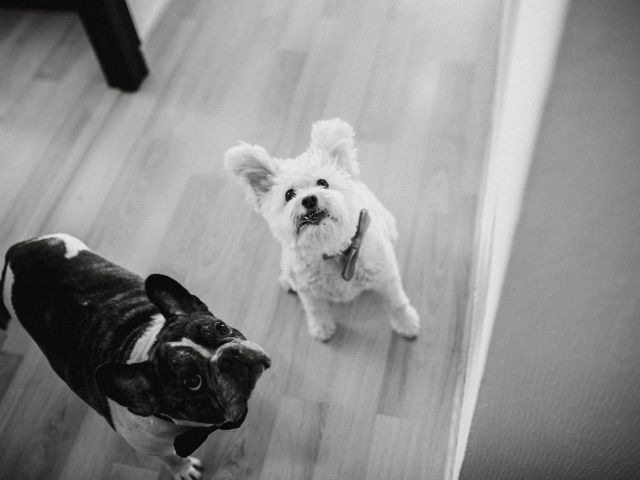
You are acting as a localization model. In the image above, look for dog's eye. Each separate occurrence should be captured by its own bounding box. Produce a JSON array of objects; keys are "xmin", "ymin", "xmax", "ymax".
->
[
  {"xmin": 215, "ymin": 320, "xmax": 231, "ymax": 336},
  {"xmin": 183, "ymin": 374, "xmax": 202, "ymax": 392},
  {"xmin": 317, "ymin": 179, "xmax": 329, "ymax": 188},
  {"xmin": 285, "ymin": 189, "xmax": 296, "ymax": 202}
]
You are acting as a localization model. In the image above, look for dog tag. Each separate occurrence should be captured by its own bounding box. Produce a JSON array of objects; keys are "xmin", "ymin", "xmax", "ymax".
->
[{"xmin": 341, "ymin": 209, "xmax": 370, "ymax": 281}]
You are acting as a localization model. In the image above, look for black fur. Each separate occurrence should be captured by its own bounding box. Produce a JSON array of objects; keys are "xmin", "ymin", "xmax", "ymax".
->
[
  {"xmin": 1, "ymin": 236, "xmax": 270, "ymax": 443},
  {"xmin": 2, "ymin": 237, "xmax": 157, "ymax": 426}
]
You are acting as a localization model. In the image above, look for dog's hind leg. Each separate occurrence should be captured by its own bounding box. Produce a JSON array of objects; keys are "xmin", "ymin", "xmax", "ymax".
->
[
  {"xmin": 378, "ymin": 268, "xmax": 420, "ymax": 340},
  {"xmin": 278, "ymin": 272, "xmax": 296, "ymax": 294}
]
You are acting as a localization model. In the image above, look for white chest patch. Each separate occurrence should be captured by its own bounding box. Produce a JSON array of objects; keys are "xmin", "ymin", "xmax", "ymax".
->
[
  {"xmin": 107, "ymin": 399, "xmax": 185, "ymax": 456},
  {"xmin": 2, "ymin": 264, "xmax": 17, "ymax": 321},
  {"xmin": 38, "ymin": 233, "xmax": 89, "ymax": 259},
  {"xmin": 127, "ymin": 314, "xmax": 166, "ymax": 363}
]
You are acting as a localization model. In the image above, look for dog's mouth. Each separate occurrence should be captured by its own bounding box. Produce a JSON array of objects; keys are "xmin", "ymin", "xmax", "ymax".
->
[
  {"xmin": 296, "ymin": 209, "xmax": 329, "ymax": 234},
  {"xmin": 214, "ymin": 363, "xmax": 266, "ymax": 423},
  {"xmin": 212, "ymin": 342, "xmax": 270, "ymax": 423}
]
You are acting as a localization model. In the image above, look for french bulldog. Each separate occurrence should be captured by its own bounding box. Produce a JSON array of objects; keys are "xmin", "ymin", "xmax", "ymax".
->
[{"xmin": 0, "ymin": 234, "xmax": 271, "ymax": 480}]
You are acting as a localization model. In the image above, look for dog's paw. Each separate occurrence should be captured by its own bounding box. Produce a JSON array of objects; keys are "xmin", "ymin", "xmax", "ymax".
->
[
  {"xmin": 279, "ymin": 273, "xmax": 296, "ymax": 293},
  {"xmin": 390, "ymin": 304, "xmax": 420, "ymax": 340},
  {"xmin": 170, "ymin": 456, "xmax": 203, "ymax": 480},
  {"xmin": 308, "ymin": 318, "xmax": 337, "ymax": 342}
]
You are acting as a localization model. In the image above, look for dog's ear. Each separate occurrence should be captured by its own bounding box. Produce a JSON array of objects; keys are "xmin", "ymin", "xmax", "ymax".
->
[
  {"xmin": 310, "ymin": 118, "xmax": 359, "ymax": 177},
  {"xmin": 145, "ymin": 274, "xmax": 210, "ymax": 318},
  {"xmin": 224, "ymin": 143, "xmax": 277, "ymax": 210},
  {"xmin": 95, "ymin": 362, "xmax": 159, "ymax": 417}
]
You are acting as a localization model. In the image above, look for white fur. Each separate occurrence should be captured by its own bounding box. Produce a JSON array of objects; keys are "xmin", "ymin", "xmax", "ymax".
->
[
  {"xmin": 225, "ymin": 118, "xmax": 420, "ymax": 341},
  {"xmin": 127, "ymin": 314, "xmax": 165, "ymax": 363},
  {"xmin": 167, "ymin": 337, "xmax": 215, "ymax": 359},
  {"xmin": 38, "ymin": 233, "xmax": 88, "ymax": 259}
]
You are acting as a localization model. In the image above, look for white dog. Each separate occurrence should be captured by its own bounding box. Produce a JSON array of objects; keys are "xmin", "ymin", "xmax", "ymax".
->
[{"xmin": 224, "ymin": 118, "xmax": 420, "ymax": 342}]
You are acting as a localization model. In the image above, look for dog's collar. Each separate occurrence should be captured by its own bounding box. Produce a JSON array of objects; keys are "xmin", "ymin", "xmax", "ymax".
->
[
  {"xmin": 322, "ymin": 209, "xmax": 370, "ymax": 281},
  {"xmin": 171, "ymin": 409, "xmax": 249, "ymax": 458},
  {"xmin": 154, "ymin": 412, "xmax": 248, "ymax": 458}
]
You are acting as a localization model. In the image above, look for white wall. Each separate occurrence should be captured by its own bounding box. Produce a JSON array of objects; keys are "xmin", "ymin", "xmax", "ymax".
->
[
  {"xmin": 453, "ymin": 0, "xmax": 568, "ymax": 476},
  {"xmin": 459, "ymin": 1, "xmax": 640, "ymax": 478}
]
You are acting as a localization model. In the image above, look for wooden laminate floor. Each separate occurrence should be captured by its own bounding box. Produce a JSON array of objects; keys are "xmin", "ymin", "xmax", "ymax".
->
[{"xmin": 0, "ymin": 1, "xmax": 501, "ymax": 479}]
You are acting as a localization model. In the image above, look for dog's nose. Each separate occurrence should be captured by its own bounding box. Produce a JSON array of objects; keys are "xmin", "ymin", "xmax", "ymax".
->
[
  {"xmin": 302, "ymin": 195, "xmax": 317, "ymax": 210},
  {"xmin": 216, "ymin": 341, "xmax": 271, "ymax": 370}
]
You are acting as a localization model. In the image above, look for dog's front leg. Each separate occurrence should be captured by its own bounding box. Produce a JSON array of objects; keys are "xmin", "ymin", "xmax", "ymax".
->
[
  {"xmin": 297, "ymin": 290, "xmax": 337, "ymax": 341},
  {"xmin": 278, "ymin": 249, "xmax": 296, "ymax": 293},
  {"xmin": 159, "ymin": 453, "xmax": 203, "ymax": 480},
  {"xmin": 378, "ymin": 269, "xmax": 420, "ymax": 340}
]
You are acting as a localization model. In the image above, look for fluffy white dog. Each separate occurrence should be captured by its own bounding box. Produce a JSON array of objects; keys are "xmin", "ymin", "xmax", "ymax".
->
[{"xmin": 224, "ymin": 118, "xmax": 420, "ymax": 342}]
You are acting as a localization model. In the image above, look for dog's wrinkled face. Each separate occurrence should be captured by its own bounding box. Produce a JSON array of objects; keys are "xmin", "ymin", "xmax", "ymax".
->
[
  {"xmin": 224, "ymin": 118, "xmax": 362, "ymax": 254},
  {"xmin": 96, "ymin": 274, "xmax": 271, "ymax": 427},
  {"xmin": 150, "ymin": 316, "xmax": 269, "ymax": 425}
]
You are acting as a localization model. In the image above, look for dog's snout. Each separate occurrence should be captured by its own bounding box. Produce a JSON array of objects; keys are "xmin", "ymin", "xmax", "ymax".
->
[
  {"xmin": 217, "ymin": 344, "xmax": 240, "ymax": 370},
  {"xmin": 302, "ymin": 195, "xmax": 317, "ymax": 210},
  {"xmin": 216, "ymin": 341, "xmax": 271, "ymax": 370},
  {"xmin": 225, "ymin": 344, "xmax": 242, "ymax": 358}
]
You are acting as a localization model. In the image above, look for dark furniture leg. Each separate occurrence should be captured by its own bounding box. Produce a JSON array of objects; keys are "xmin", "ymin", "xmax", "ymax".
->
[
  {"xmin": 77, "ymin": 0, "xmax": 148, "ymax": 91},
  {"xmin": 0, "ymin": 0, "xmax": 149, "ymax": 91}
]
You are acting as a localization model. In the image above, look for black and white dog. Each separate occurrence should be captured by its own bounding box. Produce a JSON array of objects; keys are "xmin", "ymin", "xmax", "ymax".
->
[{"xmin": 0, "ymin": 234, "xmax": 271, "ymax": 480}]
